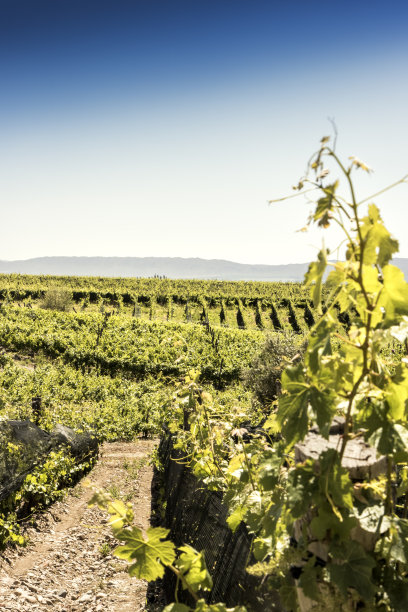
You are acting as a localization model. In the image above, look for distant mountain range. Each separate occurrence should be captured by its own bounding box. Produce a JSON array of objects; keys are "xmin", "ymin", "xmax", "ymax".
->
[{"xmin": 0, "ymin": 256, "xmax": 407, "ymax": 282}]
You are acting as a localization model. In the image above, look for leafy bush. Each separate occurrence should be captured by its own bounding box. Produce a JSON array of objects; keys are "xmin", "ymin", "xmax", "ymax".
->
[
  {"xmin": 243, "ymin": 332, "xmax": 304, "ymax": 406},
  {"xmin": 40, "ymin": 288, "xmax": 73, "ymax": 312}
]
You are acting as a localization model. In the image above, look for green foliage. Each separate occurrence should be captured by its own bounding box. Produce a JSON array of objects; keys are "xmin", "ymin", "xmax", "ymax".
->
[
  {"xmin": 99, "ymin": 541, "xmax": 111, "ymax": 557},
  {"xmin": 163, "ymin": 602, "xmax": 246, "ymax": 612},
  {"xmin": 0, "ymin": 305, "xmax": 265, "ymax": 385},
  {"xmin": 0, "ymin": 274, "xmax": 330, "ymax": 332},
  {"xmin": 90, "ymin": 490, "xmax": 173, "ymax": 578},
  {"xmin": 0, "ymin": 275, "xmax": 315, "ymax": 303},
  {"xmin": 19, "ymin": 450, "xmax": 78, "ymax": 507},
  {"xmin": 0, "ymin": 449, "xmax": 94, "ymax": 549},
  {"xmin": 259, "ymin": 139, "xmax": 408, "ymax": 607},
  {"xmin": 149, "ymin": 138, "xmax": 408, "ymax": 610},
  {"xmin": 0, "ymin": 361, "xmax": 170, "ymax": 440},
  {"xmin": 243, "ymin": 332, "xmax": 304, "ymax": 407},
  {"xmin": 1, "ymin": 137, "xmax": 408, "ymax": 611},
  {"xmin": 327, "ymin": 541, "xmax": 376, "ymax": 601},
  {"xmin": 89, "ymin": 487, "xmax": 240, "ymax": 611},
  {"xmin": 40, "ymin": 288, "xmax": 73, "ymax": 312},
  {"xmin": 115, "ymin": 526, "xmax": 176, "ymax": 579},
  {"xmin": 175, "ymin": 545, "xmax": 213, "ymax": 592}
]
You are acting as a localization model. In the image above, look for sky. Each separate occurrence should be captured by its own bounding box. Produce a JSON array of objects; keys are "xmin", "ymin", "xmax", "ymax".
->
[{"xmin": 1, "ymin": 0, "xmax": 407, "ymax": 265}]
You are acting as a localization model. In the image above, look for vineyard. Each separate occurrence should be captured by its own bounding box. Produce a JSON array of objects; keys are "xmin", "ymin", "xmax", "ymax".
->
[
  {"xmin": 1, "ymin": 138, "xmax": 408, "ymax": 612},
  {"xmin": 0, "ymin": 274, "xmax": 346, "ymax": 334},
  {"xmin": 0, "ymin": 277, "xmax": 354, "ymax": 443}
]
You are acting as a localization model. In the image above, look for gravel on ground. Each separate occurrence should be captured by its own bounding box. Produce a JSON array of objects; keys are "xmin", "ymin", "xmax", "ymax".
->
[{"xmin": 0, "ymin": 440, "xmax": 156, "ymax": 612}]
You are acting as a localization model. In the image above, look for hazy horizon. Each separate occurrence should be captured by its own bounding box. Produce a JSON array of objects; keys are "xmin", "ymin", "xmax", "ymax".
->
[
  {"xmin": 1, "ymin": 255, "xmax": 408, "ymax": 284},
  {"xmin": 0, "ymin": 254, "xmax": 314, "ymax": 266},
  {"xmin": 1, "ymin": 1, "xmax": 407, "ymax": 265}
]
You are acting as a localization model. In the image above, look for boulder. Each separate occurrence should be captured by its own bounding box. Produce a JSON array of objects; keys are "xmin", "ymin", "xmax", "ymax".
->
[{"xmin": 50, "ymin": 424, "xmax": 99, "ymax": 462}]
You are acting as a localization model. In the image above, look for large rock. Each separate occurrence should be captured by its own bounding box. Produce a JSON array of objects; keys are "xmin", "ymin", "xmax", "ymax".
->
[{"xmin": 50, "ymin": 424, "xmax": 99, "ymax": 462}]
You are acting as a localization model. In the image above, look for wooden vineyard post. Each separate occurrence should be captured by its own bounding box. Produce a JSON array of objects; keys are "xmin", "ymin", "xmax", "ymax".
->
[{"xmin": 32, "ymin": 396, "xmax": 42, "ymax": 425}]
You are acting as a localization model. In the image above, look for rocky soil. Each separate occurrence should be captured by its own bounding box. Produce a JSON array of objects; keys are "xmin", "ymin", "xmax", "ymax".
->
[{"xmin": 0, "ymin": 440, "xmax": 157, "ymax": 611}]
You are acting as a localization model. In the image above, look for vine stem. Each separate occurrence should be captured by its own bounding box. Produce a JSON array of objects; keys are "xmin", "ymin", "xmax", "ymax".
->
[
  {"xmin": 385, "ymin": 455, "xmax": 393, "ymax": 514},
  {"xmin": 169, "ymin": 564, "xmax": 199, "ymax": 602},
  {"xmin": 326, "ymin": 147, "xmax": 376, "ymax": 463},
  {"xmin": 359, "ymin": 174, "xmax": 408, "ymax": 204},
  {"xmin": 201, "ymin": 399, "xmax": 227, "ymax": 483},
  {"xmin": 241, "ymin": 438, "xmax": 256, "ymax": 492}
]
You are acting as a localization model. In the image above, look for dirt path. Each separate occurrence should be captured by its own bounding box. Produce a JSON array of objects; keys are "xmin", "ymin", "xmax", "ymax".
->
[{"xmin": 0, "ymin": 440, "xmax": 156, "ymax": 611}]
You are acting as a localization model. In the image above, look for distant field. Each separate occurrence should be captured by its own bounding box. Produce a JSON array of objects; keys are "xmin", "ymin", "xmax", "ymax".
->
[
  {"xmin": 0, "ymin": 273, "xmax": 310, "ymax": 297},
  {"xmin": 0, "ymin": 273, "xmax": 334, "ymax": 333}
]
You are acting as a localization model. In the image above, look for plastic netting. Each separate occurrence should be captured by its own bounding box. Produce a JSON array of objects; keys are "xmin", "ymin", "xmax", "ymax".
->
[{"xmin": 158, "ymin": 434, "xmax": 281, "ymax": 610}]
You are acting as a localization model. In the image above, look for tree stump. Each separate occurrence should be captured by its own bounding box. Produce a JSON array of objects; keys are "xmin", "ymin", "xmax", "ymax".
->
[{"xmin": 294, "ymin": 417, "xmax": 387, "ymax": 480}]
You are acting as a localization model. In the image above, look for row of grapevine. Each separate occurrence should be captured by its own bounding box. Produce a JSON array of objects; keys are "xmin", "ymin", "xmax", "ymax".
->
[
  {"xmin": 0, "ymin": 305, "xmax": 265, "ymax": 386},
  {"xmin": 0, "ymin": 287, "xmax": 356, "ymax": 334},
  {"xmin": 0, "ymin": 274, "xmax": 317, "ymax": 301}
]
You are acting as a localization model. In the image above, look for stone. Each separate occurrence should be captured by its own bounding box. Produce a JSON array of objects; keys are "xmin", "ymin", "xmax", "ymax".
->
[{"xmin": 78, "ymin": 593, "xmax": 92, "ymax": 603}]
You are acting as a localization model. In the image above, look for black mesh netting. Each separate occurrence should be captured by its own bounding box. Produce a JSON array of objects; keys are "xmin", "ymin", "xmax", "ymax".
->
[
  {"xmin": 158, "ymin": 433, "xmax": 282, "ymax": 611},
  {"xmin": 0, "ymin": 420, "xmax": 98, "ymax": 503}
]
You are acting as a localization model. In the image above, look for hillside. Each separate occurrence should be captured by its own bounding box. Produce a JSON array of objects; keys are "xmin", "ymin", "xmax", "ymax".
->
[
  {"xmin": 0, "ymin": 257, "xmax": 309, "ymax": 281},
  {"xmin": 0, "ymin": 256, "xmax": 407, "ymax": 281}
]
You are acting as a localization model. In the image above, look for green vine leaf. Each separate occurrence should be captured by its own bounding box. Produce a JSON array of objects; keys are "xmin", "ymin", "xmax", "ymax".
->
[
  {"xmin": 252, "ymin": 536, "xmax": 272, "ymax": 562},
  {"xmin": 227, "ymin": 505, "xmax": 246, "ymax": 532},
  {"xmin": 328, "ymin": 541, "xmax": 375, "ymax": 601},
  {"xmin": 257, "ymin": 453, "xmax": 281, "ymax": 491},
  {"xmin": 163, "ymin": 605, "xmax": 191, "ymax": 612},
  {"xmin": 306, "ymin": 317, "xmax": 334, "ymax": 376},
  {"xmin": 114, "ymin": 526, "xmax": 176, "ymax": 580},
  {"xmin": 176, "ymin": 545, "xmax": 213, "ymax": 592},
  {"xmin": 368, "ymin": 420, "xmax": 408, "ymax": 462},
  {"xmin": 87, "ymin": 490, "xmax": 133, "ymax": 535},
  {"xmin": 375, "ymin": 518, "xmax": 408, "ymax": 564},
  {"xmin": 287, "ymin": 461, "xmax": 318, "ymax": 518},
  {"xmin": 305, "ymin": 247, "xmax": 328, "ymax": 308},
  {"xmin": 385, "ymin": 364, "xmax": 408, "ymax": 421},
  {"xmin": 313, "ymin": 182, "xmax": 338, "ymax": 228},
  {"xmin": 319, "ymin": 450, "xmax": 354, "ymax": 510},
  {"xmin": 383, "ymin": 566, "xmax": 408, "ymax": 612},
  {"xmin": 297, "ymin": 557, "xmax": 322, "ymax": 601},
  {"xmin": 277, "ymin": 364, "xmax": 310, "ymax": 447},
  {"xmin": 310, "ymin": 502, "xmax": 356, "ymax": 540},
  {"xmin": 278, "ymin": 363, "xmax": 337, "ymax": 446},
  {"xmin": 360, "ymin": 204, "xmax": 399, "ymax": 267},
  {"xmin": 378, "ymin": 265, "xmax": 408, "ymax": 323},
  {"xmin": 279, "ymin": 577, "xmax": 299, "ymax": 612}
]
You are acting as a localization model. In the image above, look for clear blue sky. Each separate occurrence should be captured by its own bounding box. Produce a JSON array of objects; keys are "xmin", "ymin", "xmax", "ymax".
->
[{"xmin": 1, "ymin": 0, "xmax": 407, "ymax": 264}]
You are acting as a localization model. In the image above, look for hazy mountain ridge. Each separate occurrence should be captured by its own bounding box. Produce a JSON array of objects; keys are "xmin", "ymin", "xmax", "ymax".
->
[{"xmin": 0, "ymin": 256, "xmax": 407, "ymax": 282}]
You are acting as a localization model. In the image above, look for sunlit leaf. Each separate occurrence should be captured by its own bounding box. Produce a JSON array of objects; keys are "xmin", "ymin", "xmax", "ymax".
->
[
  {"xmin": 305, "ymin": 248, "xmax": 328, "ymax": 309},
  {"xmin": 176, "ymin": 545, "xmax": 213, "ymax": 592},
  {"xmin": 360, "ymin": 204, "xmax": 399, "ymax": 266},
  {"xmin": 378, "ymin": 265, "xmax": 408, "ymax": 323},
  {"xmin": 114, "ymin": 526, "xmax": 176, "ymax": 580}
]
